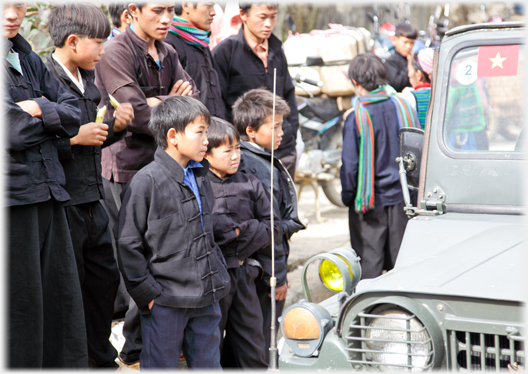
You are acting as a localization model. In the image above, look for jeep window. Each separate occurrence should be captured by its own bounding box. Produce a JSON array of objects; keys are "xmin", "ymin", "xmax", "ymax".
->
[{"xmin": 444, "ymin": 44, "xmax": 524, "ymax": 153}]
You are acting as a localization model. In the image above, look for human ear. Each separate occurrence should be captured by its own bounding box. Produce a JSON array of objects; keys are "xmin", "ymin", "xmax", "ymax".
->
[
  {"xmin": 66, "ymin": 35, "xmax": 79, "ymax": 51},
  {"xmin": 167, "ymin": 128, "xmax": 178, "ymax": 146},
  {"xmin": 246, "ymin": 126, "xmax": 255, "ymax": 139},
  {"xmin": 128, "ymin": 4, "xmax": 139, "ymax": 19}
]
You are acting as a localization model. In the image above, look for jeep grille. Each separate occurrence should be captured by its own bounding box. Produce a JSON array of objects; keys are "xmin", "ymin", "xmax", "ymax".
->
[
  {"xmin": 344, "ymin": 310, "xmax": 434, "ymax": 371},
  {"xmin": 448, "ymin": 330, "xmax": 525, "ymax": 371}
]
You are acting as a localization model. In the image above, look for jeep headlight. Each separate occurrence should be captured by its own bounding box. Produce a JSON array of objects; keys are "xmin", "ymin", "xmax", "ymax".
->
[
  {"xmin": 280, "ymin": 300, "xmax": 334, "ymax": 357},
  {"xmin": 366, "ymin": 309, "xmax": 433, "ymax": 371}
]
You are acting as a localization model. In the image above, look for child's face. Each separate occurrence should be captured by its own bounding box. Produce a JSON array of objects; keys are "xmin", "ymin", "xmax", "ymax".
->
[
  {"xmin": 173, "ymin": 116, "xmax": 209, "ymax": 165},
  {"xmin": 73, "ymin": 36, "xmax": 105, "ymax": 71},
  {"xmin": 393, "ymin": 36, "xmax": 415, "ymax": 57},
  {"xmin": 408, "ymin": 64, "xmax": 425, "ymax": 87},
  {"xmin": 206, "ymin": 140, "xmax": 240, "ymax": 179},
  {"xmin": 247, "ymin": 113, "xmax": 284, "ymax": 151}
]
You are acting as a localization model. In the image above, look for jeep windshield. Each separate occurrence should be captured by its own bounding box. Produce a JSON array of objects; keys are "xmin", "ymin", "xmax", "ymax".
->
[{"xmin": 443, "ymin": 44, "xmax": 524, "ymax": 154}]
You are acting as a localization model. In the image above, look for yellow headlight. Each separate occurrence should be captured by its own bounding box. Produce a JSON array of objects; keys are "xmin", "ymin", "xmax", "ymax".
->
[
  {"xmin": 282, "ymin": 307, "xmax": 321, "ymax": 340},
  {"xmin": 319, "ymin": 254, "xmax": 353, "ymax": 292}
]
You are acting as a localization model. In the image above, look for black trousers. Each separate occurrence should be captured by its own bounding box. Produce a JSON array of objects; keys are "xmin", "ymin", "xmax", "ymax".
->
[
  {"xmin": 255, "ymin": 278, "xmax": 286, "ymax": 367},
  {"xmin": 219, "ymin": 265, "xmax": 267, "ymax": 369},
  {"xmin": 348, "ymin": 201, "xmax": 409, "ymax": 279},
  {"xmin": 9, "ymin": 200, "xmax": 88, "ymax": 368},
  {"xmin": 64, "ymin": 201, "xmax": 121, "ymax": 368}
]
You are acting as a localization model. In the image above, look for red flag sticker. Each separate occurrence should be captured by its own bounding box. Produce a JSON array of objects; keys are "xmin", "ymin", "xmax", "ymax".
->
[{"xmin": 477, "ymin": 45, "xmax": 519, "ymax": 77}]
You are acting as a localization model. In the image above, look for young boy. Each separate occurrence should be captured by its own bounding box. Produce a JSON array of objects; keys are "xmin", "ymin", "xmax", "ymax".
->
[
  {"xmin": 115, "ymin": 96, "xmax": 230, "ymax": 369},
  {"xmin": 400, "ymin": 47, "xmax": 434, "ymax": 129},
  {"xmin": 232, "ymin": 88, "xmax": 305, "ymax": 364},
  {"xmin": 205, "ymin": 117, "xmax": 278, "ymax": 368},
  {"xmin": 107, "ymin": 3, "xmax": 131, "ymax": 39},
  {"xmin": 46, "ymin": 3, "xmax": 135, "ymax": 368},
  {"xmin": 385, "ymin": 22, "xmax": 418, "ymax": 92},
  {"xmin": 341, "ymin": 54, "xmax": 418, "ymax": 279}
]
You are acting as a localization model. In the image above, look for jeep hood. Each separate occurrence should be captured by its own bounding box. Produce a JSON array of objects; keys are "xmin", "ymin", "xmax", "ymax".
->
[{"xmin": 356, "ymin": 222, "xmax": 525, "ymax": 303}]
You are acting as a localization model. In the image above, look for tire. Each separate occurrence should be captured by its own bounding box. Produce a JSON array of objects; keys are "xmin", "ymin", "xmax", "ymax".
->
[{"xmin": 319, "ymin": 178, "xmax": 345, "ymax": 207}]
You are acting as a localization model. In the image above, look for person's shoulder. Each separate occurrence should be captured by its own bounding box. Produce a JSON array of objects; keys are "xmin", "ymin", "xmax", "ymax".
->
[{"xmin": 213, "ymin": 35, "xmax": 237, "ymax": 53}]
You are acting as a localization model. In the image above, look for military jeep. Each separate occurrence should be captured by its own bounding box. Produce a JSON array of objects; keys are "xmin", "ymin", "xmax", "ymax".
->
[{"xmin": 278, "ymin": 22, "xmax": 525, "ymax": 371}]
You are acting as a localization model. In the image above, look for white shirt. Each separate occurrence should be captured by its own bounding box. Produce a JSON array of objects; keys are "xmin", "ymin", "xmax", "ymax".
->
[{"xmin": 52, "ymin": 53, "xmax": 85, "ymax": 94}]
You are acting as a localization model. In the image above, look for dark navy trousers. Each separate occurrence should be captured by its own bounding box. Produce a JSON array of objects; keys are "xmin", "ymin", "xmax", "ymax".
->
[{"xmin": 139, "ymin": 302, "xmax": 222, "ymax": 369}]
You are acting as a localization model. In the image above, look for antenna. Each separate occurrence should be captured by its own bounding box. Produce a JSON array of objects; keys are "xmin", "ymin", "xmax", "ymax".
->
[{"xmin": 269, "ymin": 68, "xmax": 278, "ymax": 370}]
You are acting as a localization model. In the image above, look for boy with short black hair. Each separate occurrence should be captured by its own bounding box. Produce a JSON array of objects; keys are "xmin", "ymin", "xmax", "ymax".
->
[
  {"xmin": 108, "ymin": 3, "xmax": 131, "ymax": 39},
  {"xmin": 46, "ymin": 3, "xmax": 135, "ymax": 368},
  {"xmin": 205, "ymin": 117, "xmax": 278, "ymax": 368},
  {"xmin": 232, "ymin": 88, "xmax": 305, "ymax": 365},
  {"xmin": 385, "ymin": 22, "xmax": 418, "ymax": 92},
  {"xmin": 115, "ymin": 96, "xmax": 230, "ymax": 369}
]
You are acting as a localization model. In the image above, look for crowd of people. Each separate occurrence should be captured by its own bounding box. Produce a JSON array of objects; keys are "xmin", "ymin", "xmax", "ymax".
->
[{"xmin": 4, "ymin": 0, "xmax": 434, "ymax": 369}]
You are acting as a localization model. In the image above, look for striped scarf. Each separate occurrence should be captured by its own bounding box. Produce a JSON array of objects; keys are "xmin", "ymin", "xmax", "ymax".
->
[
  {"xmin": 169, "ymin": 16, "xmax": 210, "ymax": 47},
  {"xmin": 352, "ymin": 85, "xmax": 419, "ymax": 213}
]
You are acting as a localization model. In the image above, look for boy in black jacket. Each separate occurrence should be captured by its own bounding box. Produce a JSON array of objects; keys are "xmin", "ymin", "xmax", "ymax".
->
[
  {"xmin": 384, "ymin": 23, "xmax": 418, "ymax": 92},
  {"xmin": 115, "ymin": 96, "xmax": 230, "ymax": 369},
  {"xmin": 46, "ymin": 4, "xmax": 135, "ymax": 368},
  {"xmin": 205, "ymin": 117, "xmax": 278, "ymax": 368},
  {"xmin": 232, "ymin": 89, "xmax": 305, "ymax": 364}
]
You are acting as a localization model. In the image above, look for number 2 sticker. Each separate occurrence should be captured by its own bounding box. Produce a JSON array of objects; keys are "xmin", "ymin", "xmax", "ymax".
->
[{"xmin": 456, "ymin": 60, "xmax": 478, "ymax": 85}]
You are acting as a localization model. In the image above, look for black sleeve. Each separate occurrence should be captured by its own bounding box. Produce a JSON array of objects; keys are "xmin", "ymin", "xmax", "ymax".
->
[
  {"xmin": 281, "ymin": 50, "xmax": 299, "ymax": 139},
  {"xmin": 102, "ymin": 117, "xmax": 127, "ymax": 148},
  {"xmin": 211, "ymin": 41, "xmax": 232, "ymax": 121},
  {"xmin": 385, "ymin": 56, "xmax": 410, "ymax": 93}
]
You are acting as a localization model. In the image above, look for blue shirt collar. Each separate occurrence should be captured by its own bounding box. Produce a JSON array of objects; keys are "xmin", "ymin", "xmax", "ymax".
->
[{"xmin": 180, "ymin": 159, "xmax": 203, "ymax": 173}]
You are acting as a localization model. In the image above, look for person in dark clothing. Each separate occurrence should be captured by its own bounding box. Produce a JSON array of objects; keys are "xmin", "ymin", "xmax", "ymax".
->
[
  {"xmin": 46, "ymin": 4, "xmax": 135, "ymax": 368},
  {"xmin": 115, "ymin": 96, "xmax": 230, "ymax": 369},
  {"xmin": 95, "ymin": 2, "xmax": 200, "ymax": 364},
  {"xmin": 165, "ymin": 3, "xmax": 225, "ymax": 118},
  {"xmin": 205, "ymin": 117, "xmax": 278, "ymax": 368},
  {"xmin": 233, "ymin": 89, "xmax": 305, "ymax": 365},
  {"xmin": 212, "ymin": 3, "xmax": 299, "ymax": 177},
  {"xmin": 341, "ymin": 54, "xmax": 417, "ymax": 279},
  {"xmin": 4, "ymin": 3, "xmax": 87, "ymax": 368},
  {"xmin": 384, "ymin": 23, "xmax": 417, "ymax": 92}
]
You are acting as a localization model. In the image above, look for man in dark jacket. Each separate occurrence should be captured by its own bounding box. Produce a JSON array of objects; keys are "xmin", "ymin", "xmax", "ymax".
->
[
  {"xmin": 165, "ymin": 3, "xmax": 225, "ymax": 118},
  {"xmin": 45, "ymin": 3, "xmax": 135, "ymax": 368},
  {"xmin": 4, "ymin": 3, "xmax": 87, "ymax": 368},
  {"xmin": 384, "ymin": 23, "xmax": 417, "ymax": 92},
  {"xmin": 212, "ymin": 3, "xmax": 299, "ymax": 177},
  {"xmin": 95, "ymin": 2, "xmax": 200, "ymax": 364}
]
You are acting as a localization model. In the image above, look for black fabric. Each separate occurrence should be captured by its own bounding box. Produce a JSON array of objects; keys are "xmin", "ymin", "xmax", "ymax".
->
[
  {"xmin": 384, "ymin": 51, "xmax": 411, "ymax": 93},
  {"xmin": 8, "ymin": 200, "xmax": 88, "ymax": 368},
  {"xmin": 164, "ymin": 34, "xmax": 225, "ymax": 119},
  {"xmin": 256, "ymin": 278, "xmax": 285, "ymax": 366},
  {"xmin": 115, "ymin": 147, "xmax": 230, "ymax": 310},
  {"xmin": 348, "ymin": 201, "xmax": 409, "ymax": 279},
  {"xmin": 219, "ymin": 265, "xmax": 267, "ymax": 369},
  {"xmin": 64, "ymin": 202, "xmax": 120, "ymax": 368},
  {"xmin": 212, "ymin": 26, "xmax": 299, "ymax": 159},
  {"xmin": 208, "ymin": 170, "xmax": 277, "ymax": 268},
  {"xmin": 120, "ymin": 298, "xmax": 142, "ymax": 364},
  {"xmin": 238, "ymin": 142, "xmax": 305, "ymax": 288},
  {"xmin": 340, "ymin": 99, "xmax": 405, "ymax": 208},
  {"xmin": 45, "ymin": 52, "xmax": 126, "ymax": 206},
  {"xmin": 5, "ymin": 34, "xmax": 82, "ymax": 207}
]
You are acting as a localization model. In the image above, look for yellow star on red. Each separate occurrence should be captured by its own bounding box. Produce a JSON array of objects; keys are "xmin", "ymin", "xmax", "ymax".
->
[{"xmin": 489, "ymin": 52, "xmax": 507, "ymax": 69}]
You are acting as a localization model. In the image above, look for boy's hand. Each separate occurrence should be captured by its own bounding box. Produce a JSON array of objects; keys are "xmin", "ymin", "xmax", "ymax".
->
[
  {"xmin": 235, "ymin": 227, "xmax": 240, "ymax": 236},
  {"xmin": 146, "ymin": 97, "xmax": 162, "ymax": 107},
  {"xmin": 70, "ymin": 122, "xmax": 109, "ymax": 146},
  {"xmin": 112, "ymin": 103, "xmax": 134, "ymax": 133},
  {"xmin": 148, "ymin": 299, "xmax": 154, "ymax": 310},
  {"xmin": 269, "ymin": 282, "xmax": 288, "ymax": 301},
  {"xmin": 17, "ymin": 100, "xmax": 42, "ymax": 119},
  {"xmin": 169, "ymin": 80, "xmax": 193, "ymax": 96}
]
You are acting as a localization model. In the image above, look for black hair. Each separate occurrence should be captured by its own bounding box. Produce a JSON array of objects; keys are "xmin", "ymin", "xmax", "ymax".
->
[
  {"xmin": 411, "ymin": 53, "xmax": 430, "ymax": 83},
  {"xmin": 348, "ymin": 54, "xmax": 387, "ymax": 92},
  {"xmin": 149, "ymin": 96, "xmax": 211, "ymax": 149},
  {"xmin": 174, "ymin": 2, "xmax": 198, "ymax": 16},
  {"xmin": 239, "ymin": 3, "xmax": 278, "ymax": 14},
  {"xmin": 48, "ymin": 3, "xmax": 111, "ymax": 47},
  {"xmin": 395, "ymin": 22, "xmax": 418, "ymax": 40},
  {"xmin": 232, "ymin": 88, "xmax": 290, "ymax": 141},
  {"xmin": 108, "ymin": 3, "xmax": 128, "ymax": 28},
  {"xmin": 206, "ymin": 117, "xmax": 240, "ymax": 153}
]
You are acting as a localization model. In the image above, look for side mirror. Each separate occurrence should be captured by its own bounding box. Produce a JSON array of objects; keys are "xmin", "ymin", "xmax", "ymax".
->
[{"xmin": 399, "ymin": 128, "xmax": 425, "ymax": 189}]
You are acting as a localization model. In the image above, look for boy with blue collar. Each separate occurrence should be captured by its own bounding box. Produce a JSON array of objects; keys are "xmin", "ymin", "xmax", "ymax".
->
[{"xmin": 115, "ymin": 96, "xmax": 230, "ymax": 368}]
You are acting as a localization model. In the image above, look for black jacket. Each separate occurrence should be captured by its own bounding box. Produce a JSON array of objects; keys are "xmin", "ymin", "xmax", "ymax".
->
[
  {"xmin": 45, "ymin": 52, "xmax": 127, "ymax": 206},
  {"xmin": 208, "ymin": 170, "xmax": 278, "ymax": 269},
  {"xmin": 115, "ymin": 147, "xmax": 230, "ymax": 311},
  {"xmin": 4, "ymin": 34, "xmax": 82, "ymax": 207},
  {"xmin": 164, "ymin": 33, "xmax": 225, "ymax": 119},
  {"xmin": 238, "ymin": 142, "xmax": 305, "ymax": 287},
  {"xmin": 385, "ymin": 51, "xmax": 411, "ymax": 93},
  {"xmin": 212, "ymin": 27, "xmax": 299, "ymax": 159}
]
